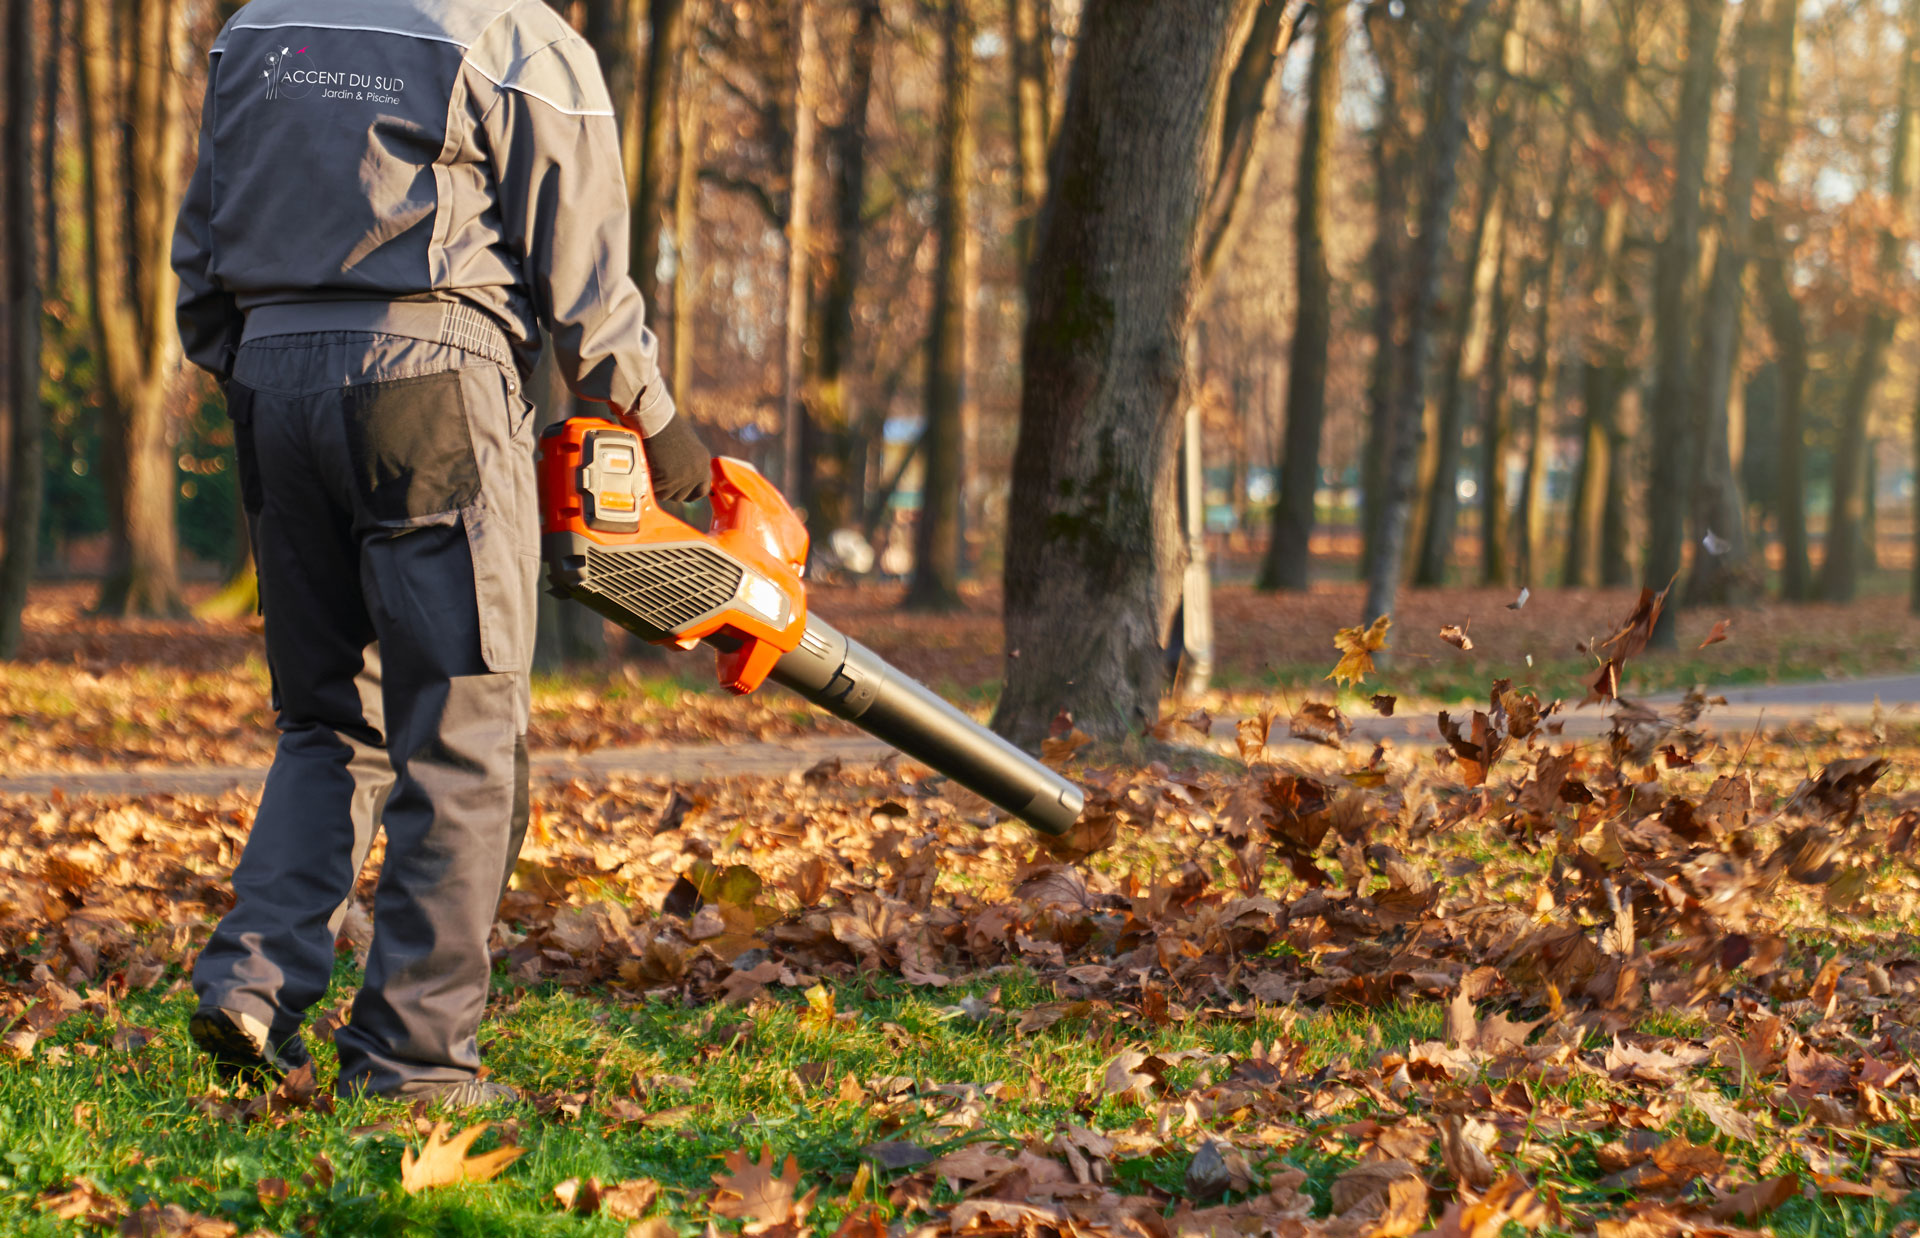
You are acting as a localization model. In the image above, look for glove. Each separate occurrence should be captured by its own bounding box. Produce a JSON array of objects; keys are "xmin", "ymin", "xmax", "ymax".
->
[{"xmin": 642, "ymin": 414, "xmax": 712, "ymax": 502}]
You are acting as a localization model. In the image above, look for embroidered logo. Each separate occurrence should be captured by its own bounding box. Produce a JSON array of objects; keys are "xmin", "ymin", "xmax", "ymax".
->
[{"xmin": 261, "ymin": 46, "xmax": 314, "ymax": 100}]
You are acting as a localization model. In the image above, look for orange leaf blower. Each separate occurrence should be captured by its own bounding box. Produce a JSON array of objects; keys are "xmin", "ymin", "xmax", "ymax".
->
[{"xmin": 537, "ymin": 417, "xmax": 1085, "ymax": 836}]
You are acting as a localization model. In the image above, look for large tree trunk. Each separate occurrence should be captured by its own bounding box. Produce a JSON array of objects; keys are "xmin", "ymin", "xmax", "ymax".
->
[
  {"xmin": 2, "ymin": 0, "xmax": 45, "ymax": 658},
  {"xmin": 1197, "ymin": 0, "xmax": 1304, "ymax": 285},
  {"xmin": 78, "ymin": 0, "xmax": 187, "ymax": 617},
  {"xmin": 802, "ymin": 0, "xmax": 881, "ymax": 529},
  {"xmin": 1259, "ymin": 0, "xmax": 1347, "ymax": 593},
  {"xmin": 1686, "ymin": 0, "xmax": 1775, "ymax": 605},
  {"xmin": 1362, "ymin": 0, "xmax": 1494, "ymax": 634},
  {"xmin": 1564, "ymin": 198, "xmax": 1629, "ymax": 588},
  {"xmin": 1007, "ymin": 0, "xmax": 1052, "ymax": 265},
  {"xmin": 993, "ymin": 0, "xmax": 1257, "ymax": 747},
  {"xmin": 1641, "ymin": 0, "xmax": 1724, "ymax": 644},
  {"xmin": 904, "ymin": 0, "xmax": 974, "ymax": 612}
]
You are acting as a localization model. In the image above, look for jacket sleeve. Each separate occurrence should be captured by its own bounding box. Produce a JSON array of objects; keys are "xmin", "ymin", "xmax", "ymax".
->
[
  {"xmin": 172, "ymin": 51, "xmax": 243, "ymax": 381},
  {"xmin": 468, "ymin": 7, "xmax": 675, "ymax": 433}
]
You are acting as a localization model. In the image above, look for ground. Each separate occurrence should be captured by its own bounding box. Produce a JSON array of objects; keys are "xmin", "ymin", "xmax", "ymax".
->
[{"xmin": 3, "ymin": 582, "xmax": 1920, "ymax": 1237}]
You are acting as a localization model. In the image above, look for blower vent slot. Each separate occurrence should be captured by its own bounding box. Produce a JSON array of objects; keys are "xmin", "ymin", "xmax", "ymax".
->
[{"xmin": 583, "ymin": 544, "xmax": 744, "ymax": 636}]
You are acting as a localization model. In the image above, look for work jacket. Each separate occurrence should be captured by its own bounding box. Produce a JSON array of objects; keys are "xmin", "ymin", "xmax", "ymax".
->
[{"xmin": 171, "ymin": 0, "xmax": 674, "ymax": 433}]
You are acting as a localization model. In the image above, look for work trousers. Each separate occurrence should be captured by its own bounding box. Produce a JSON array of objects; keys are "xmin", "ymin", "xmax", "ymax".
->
[{"xmin": 191, "ymin": 331, "xmax": 538, "ymax": 1095}]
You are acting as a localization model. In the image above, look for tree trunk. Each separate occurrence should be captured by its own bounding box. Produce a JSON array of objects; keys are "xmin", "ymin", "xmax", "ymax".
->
[
  {"xmin": 1821, "ymin": 0, "xmax": 1918, "ymax": 602},
  {"xmin": 1479, "ymin": 235, "xmax": 1518, "ymax": 586},
  {"xmin": 803, "ymin": 0, "xmax": 880, "ymax": 529},
  {"xmin": 1515, "ymin": 145, "xmax": 1572, "ymax": 589},
  {"xmin": 1687, "ymin": 0, "xmax": 1775, "ymax": 605},
  {"xmin": 1007, "ymin": 0, "xmax": 1052, "ymax": 265},
  {"xmin": 1197, "ymin": 0, "xmax": 1304, "ymax": 286},
  {"xmin": 1359, "ymin": 9, "xmax": 1413, "ymax": 581},
  {"xmin": 1564, "ymin": 199, "xmax": 1628, "ymax": 588},
  {"xmin": 633, "ymin": 0, "xmax": 686, "ymax": 318},
  {"xmin": 780, "ymin": 0, "xmax": 818, "ymax": 496},
  {"xmin": 1414, "ymin": 128, "xmax": 1508, "ymax": 587},
  {"xmin": 905, "ymin": 0, "xmax": 974, "ymax": 612},
  {"xmin": 1641, "ymin": 0, "xmax": 1724, "ymax": 643},
  {"xmin": 78, "ymin": 0, "xmax": 187, "ymax": 617},
  {"xmin": 672, "ymin": 56, "xmax": 702, "ymax": 401},
  {"xmin": 2, "ymin": 0, "xmax": 45, "ymax": 658},
  {"xmin": 1259, "ymin": 0, "xmax": 1346, "ymax": 592},
  {"xmin": 993, "ymin": 0, "xmax": 1257, "ymax": 746},
  {"xmin": 1362, "ymin": 0, "xmax": 1494, "ymax": 634}
]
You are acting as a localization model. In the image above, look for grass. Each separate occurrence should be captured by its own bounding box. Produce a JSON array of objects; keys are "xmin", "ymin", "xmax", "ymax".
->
[{"xmin": 5, "ymin": 957, "xmax": 1919, "ymax": 1236}]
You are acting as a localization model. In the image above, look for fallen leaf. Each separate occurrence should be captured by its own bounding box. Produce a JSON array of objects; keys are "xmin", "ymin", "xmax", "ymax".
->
[{"xmin": 399, "ymin": 1122, "xmax": 526, "ymax": 1193}]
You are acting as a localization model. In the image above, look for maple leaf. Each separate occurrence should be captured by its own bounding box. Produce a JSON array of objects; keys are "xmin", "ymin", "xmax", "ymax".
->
[
  {"xmin": 398, "ymin": 1122, "xmax": 526, "ymax": 1193},
  {"xmin": 711, "ymin": 1144, "xmax": 814, "ymax": 1233},
  {"xmin": 1329, "ymin": 615, "xmax": 1392, "ymax": 687}
]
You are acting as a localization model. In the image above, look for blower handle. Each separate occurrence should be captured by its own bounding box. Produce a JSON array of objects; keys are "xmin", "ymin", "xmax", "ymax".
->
[{"xmin": 768, "ymin": 614, "xmax": 1084, "ymax": 836}]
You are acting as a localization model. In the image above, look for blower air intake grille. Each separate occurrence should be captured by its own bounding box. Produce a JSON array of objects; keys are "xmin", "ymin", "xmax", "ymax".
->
[{"xmin": 583, "ymin": 543, "xmax": 744, "ymax": 635}]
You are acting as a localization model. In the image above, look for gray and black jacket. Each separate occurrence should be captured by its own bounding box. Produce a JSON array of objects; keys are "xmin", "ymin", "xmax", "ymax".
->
[{"xmin": 172, "ymin": 0, "xmax": 674, "ymax": 432}]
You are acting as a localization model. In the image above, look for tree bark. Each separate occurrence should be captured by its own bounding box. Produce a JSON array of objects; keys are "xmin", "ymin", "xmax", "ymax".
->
[
  {"xmin": 1641, "ymin": 0, "xmax": 1724, "ymax": 643},
  {"xmin": 672, "ymin": 52, "xmax": 703, "ymax": 401},
  {"xmin": 1362, "ymin": 0, "xmax": 1494, "ymax": 634},
  {"xmin": 1686, "ymin": 0, "xmax": 1774, "ymax": 605},
  {"xmin": 1007, "ymin": 0, "xmax": 1052, "ymax": 265},
  {"xmin": 78, "ymin": 0, "xmax": 187, "ymax": 617},
  {"xmin": 993, "ymin": 0, "xmax": 1257, "ymax": 746},
  {"xmin": 905, "ymin": 0, "xmax": 974, "ymax": 612},
  {"xmin": 2, "ymin": 0, "xmax": 45, "ymax": 658},
  {"xmin": 1197, "ymin": 0, "xmax": 1304, "ymax": 286},
  {"xmin": 802, "ymin": 0, "xmax": 880, "ymax": 529},
  {"xmin": 1822, "ymin": 0, "xmax": 1918, "ymax": 602},
  {"xmin": 1259, "ymin": 0, "xmax": 1347, "ymax": 592}
]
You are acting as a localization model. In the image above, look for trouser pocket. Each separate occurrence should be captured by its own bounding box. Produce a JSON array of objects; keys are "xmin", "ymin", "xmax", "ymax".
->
[{"xmin": 342, "ymin": 370, "xmax": 481, "ymax": 523}]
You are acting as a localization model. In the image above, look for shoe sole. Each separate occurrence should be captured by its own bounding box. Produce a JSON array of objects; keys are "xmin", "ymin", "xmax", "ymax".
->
[{"xmin": 189, "ymin": 1009, "xmax": 284, "ymax": 1077}]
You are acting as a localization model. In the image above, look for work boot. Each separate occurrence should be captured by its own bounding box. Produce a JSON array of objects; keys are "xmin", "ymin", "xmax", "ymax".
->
[{"xmin": 188, "ymin": 1006, "xmax": 313, "ymax": 1081}]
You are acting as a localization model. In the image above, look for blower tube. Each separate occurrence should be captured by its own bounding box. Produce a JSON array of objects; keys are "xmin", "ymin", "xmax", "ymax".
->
[{"xmin": 766, "ymin": 614, "xmax": 1085, "ymax": 836}]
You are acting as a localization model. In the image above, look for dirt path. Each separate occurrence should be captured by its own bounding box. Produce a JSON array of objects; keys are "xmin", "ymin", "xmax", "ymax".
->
[{"xmin": 4, "ymin": 675, "xmax": 1914, "ymax": 798}]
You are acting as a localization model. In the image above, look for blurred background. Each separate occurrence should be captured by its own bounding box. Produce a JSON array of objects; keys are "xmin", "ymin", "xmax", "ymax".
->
[{"xmin": 2, "ymin": 0, "xmax": 1919, "ymax": 717}]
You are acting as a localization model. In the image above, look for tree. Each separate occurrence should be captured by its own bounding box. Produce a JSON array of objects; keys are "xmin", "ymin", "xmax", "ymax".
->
[
  {"xmin": 1007, "ymin": 0, "xmax": 1053, "ymax": 265},
  {"xmin": 780, "ymin": 0, "xmax": 819, "ymax": 495},
  {"xmin": 633, "ymin": 0, "xmax": 687, "ymax": 320},
  {"xmin": 1686, "ymin": 0, "xmax": 1776, "ymax": 605},
  {"xmin": 1819, "ymin": 0, "xmax": 1918, "ymax": 603},
  {"xmin": 1513, "ymin": 149, "xmax": 1571, "ymax": 588},
  {"xmin": 1641, "ymin": 0, "xmax": 1724, "ymax": 644},
  {"xmin": 1362, "ymin": 0, "xmax": 1496, "ymax": 635},
  {"xmin": 1259, "ymin": 0, "xmax": 1348, "ymax": 593},
  {"xmin": 76, "ymin": 0, "xmax": 188, "ymax": 617},
  {"xmin": 1359, "ymin": 10, "xmax": 1416, "ymax": 580},
  {"xmin": 803, "ymin": 0, "xmax": 882, "ymax": 529},
  {"xmin": 905, "ymin": 0, "xmax": 974, "ymax": 612},
  {"xmin": 1412, "ymin": 42, "xmax": 1512, "ymax": 589},
  {"xmin": 2, "ymin": 0, "xmax": 45, "ymax": 658},
  {"xmin": 992, "ymin": 0, "xmax": 1262, "ymax": 747}
]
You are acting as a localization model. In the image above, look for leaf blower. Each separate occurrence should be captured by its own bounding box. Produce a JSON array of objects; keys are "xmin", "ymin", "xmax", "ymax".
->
[{"xmin": 536, "ymin": 416, "xmax": 1085, "ymax": 836}]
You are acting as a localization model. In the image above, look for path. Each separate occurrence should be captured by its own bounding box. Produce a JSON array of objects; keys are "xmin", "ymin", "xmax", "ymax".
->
[{"xmin": 3, "ymin": 674, "xmax": 1916, "ymax": 798}]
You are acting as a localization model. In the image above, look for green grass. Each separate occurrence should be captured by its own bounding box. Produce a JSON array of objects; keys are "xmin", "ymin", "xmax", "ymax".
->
[{"xmin": 5, "ymin": 958, "xmax": 1919, "ymax": 1236}]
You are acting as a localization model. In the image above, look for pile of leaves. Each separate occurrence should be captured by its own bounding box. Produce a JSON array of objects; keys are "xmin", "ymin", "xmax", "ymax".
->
[{"xmin": 6, "ymin": 598, "xmax": 1920, "ymax": 1233}]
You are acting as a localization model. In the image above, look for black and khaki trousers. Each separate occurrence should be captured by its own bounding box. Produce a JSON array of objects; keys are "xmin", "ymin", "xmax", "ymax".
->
[{"xmin": 191, "ymin": 330, "xmax": 538, "ymax": 1096}]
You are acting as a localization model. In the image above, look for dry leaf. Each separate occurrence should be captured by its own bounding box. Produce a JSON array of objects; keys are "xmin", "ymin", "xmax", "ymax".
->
[{"xmin": 399, "ymin": 1122, "xmax": 526, "ymax": 1193}]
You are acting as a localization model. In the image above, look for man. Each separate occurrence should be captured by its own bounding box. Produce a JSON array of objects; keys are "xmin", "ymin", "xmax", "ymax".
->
[{"xmin": 171, "ymin": 0, "xmax": 709, "ymax": 1107}]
